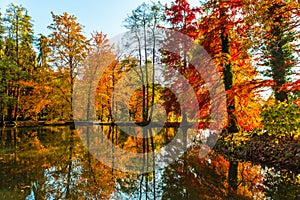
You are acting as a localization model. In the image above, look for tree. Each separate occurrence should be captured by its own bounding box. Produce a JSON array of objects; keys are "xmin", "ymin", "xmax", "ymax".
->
[
  {"xmin": 1, "ymin": 3, "xmax": 36, "ymax": 121},
  {"xmin": 164, "ymin": 1, "xmax": 207, "ymax": 198},
  {"xmin": 84, "ymin": 32, "xmax": 116, "ymax": 121},
  {"xmin": 198, "ymin": 0, "xmax": 257, "ymax": 191},
  {"xmin": 124, "ymin": 2, "xmax": 164, "ymax": 123},
  {"xmin": 79, "ymin": 32, "xmax": 119, "ymax": 121},
  {"xmin": 245, "ymin": 0, "xmax": 300, "ymax": 102},
  {"xmin": 164, "ymin": 0, "xmax": 214, "ymax": 130},
  {"xmin": 48, "ymin": 12, "xmax": 88, "ymax": 120},
  {"xmin": 0, "ymin": 11, "xmax": 5, "ymax": 124},
  {"xmin": 123, "ymin": 3, "xmax": 165, "ymax": 189}
]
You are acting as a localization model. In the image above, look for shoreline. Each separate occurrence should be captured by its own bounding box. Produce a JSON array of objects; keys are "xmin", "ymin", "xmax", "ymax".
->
[
  {"xmin": 0, "ymin": 120, "xmax": 193, "ymax": 128},
  {"xmin": 214, "ymin": 138, "xmax": 300, "ymax": 174},
  {"xmin": 0, "ymin": 120, "xmax": 75, "ymax": 128}
]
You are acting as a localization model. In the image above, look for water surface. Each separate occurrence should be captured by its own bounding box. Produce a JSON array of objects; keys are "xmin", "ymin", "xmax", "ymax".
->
[{"xmin": 0, "ymin": 126, "xmax": 299, "ymax": 199}]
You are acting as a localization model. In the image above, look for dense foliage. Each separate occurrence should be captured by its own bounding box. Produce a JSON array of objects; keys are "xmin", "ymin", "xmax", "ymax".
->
[{"xmin": 0, "ymin": 0, "xmax": 299, "ymax": 196}]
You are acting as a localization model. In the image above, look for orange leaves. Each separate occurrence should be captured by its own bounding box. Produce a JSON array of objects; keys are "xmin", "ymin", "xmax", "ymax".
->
[
  {"xmin": 48, "ymin": 12, "xmax": 88, "ymax": 72},
  {"xmin": 47, "ymin": 12, "xmax": 89, "ymax": 120}
]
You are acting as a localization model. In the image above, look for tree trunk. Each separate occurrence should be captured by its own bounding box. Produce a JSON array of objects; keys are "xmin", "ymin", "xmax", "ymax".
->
[{"xmin": 220, "ymin": 1, "xmax": 238, "ymax": 191}]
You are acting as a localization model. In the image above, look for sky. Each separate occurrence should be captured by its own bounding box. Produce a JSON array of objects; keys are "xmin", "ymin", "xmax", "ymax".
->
[{"xmin": 0, "ymin": 0, "xmax": 201, "ymax": 39}]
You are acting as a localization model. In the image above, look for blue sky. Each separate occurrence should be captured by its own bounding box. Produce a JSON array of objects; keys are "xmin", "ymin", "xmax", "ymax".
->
[{"xmin": 0, "ymin": 0, "xmax": 200, "ymax": 38}]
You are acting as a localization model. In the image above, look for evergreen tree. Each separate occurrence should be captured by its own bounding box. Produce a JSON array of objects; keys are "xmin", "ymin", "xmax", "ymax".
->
[{"xmin": 1, "ymin": 3, "xmax": 36, "ymax": 121}]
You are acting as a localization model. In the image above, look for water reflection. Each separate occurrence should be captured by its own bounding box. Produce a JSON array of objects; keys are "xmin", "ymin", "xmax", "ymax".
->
[{"xmin": 0, "ymin": 126, "xmax": 299, "ymax": 199}]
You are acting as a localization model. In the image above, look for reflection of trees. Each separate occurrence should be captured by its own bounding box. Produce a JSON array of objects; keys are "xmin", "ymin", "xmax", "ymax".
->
[
  {"xmin": 161, "ymin": 150, "xmax": 265, "ymax": 199},
  {"xmin": 0, "ymin": 127, "xmax": 46, "ymax": 199},
  {"xmin": 1, "ymin": 126, "xmax": 300, "ymax": 199},
  {"xmin": 0, "ymin": 126, "xmax": 129, "ymax": 199},
  {"xmin": 43, "ymin": 126, "xmax": 123, "ymax": 199},
  {"xmin": 162, "ymin": 152, "xmax": 228, "ymax": 199}
]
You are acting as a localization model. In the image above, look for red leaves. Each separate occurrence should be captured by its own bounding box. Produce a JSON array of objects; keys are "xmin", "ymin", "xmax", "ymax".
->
[
  {"xmin": 282, "ymin": 79, "xmax": 300, "ymax": 93},
  {"xmin": 165, "ymin": 0, "xmax": 201, "ymax": 39}
]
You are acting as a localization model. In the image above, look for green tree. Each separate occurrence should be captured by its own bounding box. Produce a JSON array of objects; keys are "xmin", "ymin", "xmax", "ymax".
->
[
  {"xmin": 18, "ymin": 34, "xmax": 53, "ymax": 120},
  {"xmin": 245, "ymin": 0, "xmax": 300, "ymax": 102},
  {"xmin": 0, "ymin": 11, "xmax": 6, "ymax": 124},
  {"xmin": 262, "ymin": 100, "xmax": 300, "ymax": 141},
  {"xmin": 2, "ymin": 3, "xmax": 36, "ymax": 122}
]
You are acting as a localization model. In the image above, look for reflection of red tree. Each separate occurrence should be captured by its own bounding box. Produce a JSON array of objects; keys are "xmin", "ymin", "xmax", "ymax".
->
[
  {"xmin": 189, "ymin": 150, "xmax": 264, "ymax": 198},
  {"xmin": 162, "ymin": 148, "xmax": 264, "ymax": 199}
]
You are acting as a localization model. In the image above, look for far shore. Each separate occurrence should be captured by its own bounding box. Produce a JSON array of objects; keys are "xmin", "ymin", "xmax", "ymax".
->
[{"xmin": 0, "ymin": 120, "xmax": 193, "ymax": 128}]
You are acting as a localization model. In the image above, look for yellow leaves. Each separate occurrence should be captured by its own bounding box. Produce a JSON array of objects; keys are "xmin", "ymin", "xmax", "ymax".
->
[
  {"xmin": 35, "ymin": 100, "xmax": 50, "ymax": 114},
  {"xmin": 39, "ymin": 148, "xmax": 49, "ymax": 155},
  {"xmin": 123, "ymin": 136, "xmax": 138, "ymax": 153}
]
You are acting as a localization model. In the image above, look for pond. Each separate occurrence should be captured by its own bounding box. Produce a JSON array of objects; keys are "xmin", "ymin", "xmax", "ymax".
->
[{"xmin": 0, "ymin": 125, "xmax": 299, "ymax": 199}]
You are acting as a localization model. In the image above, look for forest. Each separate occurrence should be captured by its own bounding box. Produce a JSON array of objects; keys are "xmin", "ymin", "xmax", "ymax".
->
[
  {"xmin": 0, "ymin": 0, "xmax": 299, "ymax": 197},
  {"xmin": 0, "ymin": 0, "xmax": 299, "ymax": 125}
]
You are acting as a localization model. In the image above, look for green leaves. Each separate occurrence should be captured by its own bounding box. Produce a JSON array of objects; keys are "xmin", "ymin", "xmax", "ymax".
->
[
  {"xmin": 262, "ymin": 101, "xmax": 300, "ymax": 141},
  {"xmin": 0, "ymin": 3, "xmax": 36, "ymax": 121},
  {"xmin": 244, "ymin": 0, "xmax": 300, "ymax": 102}
]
